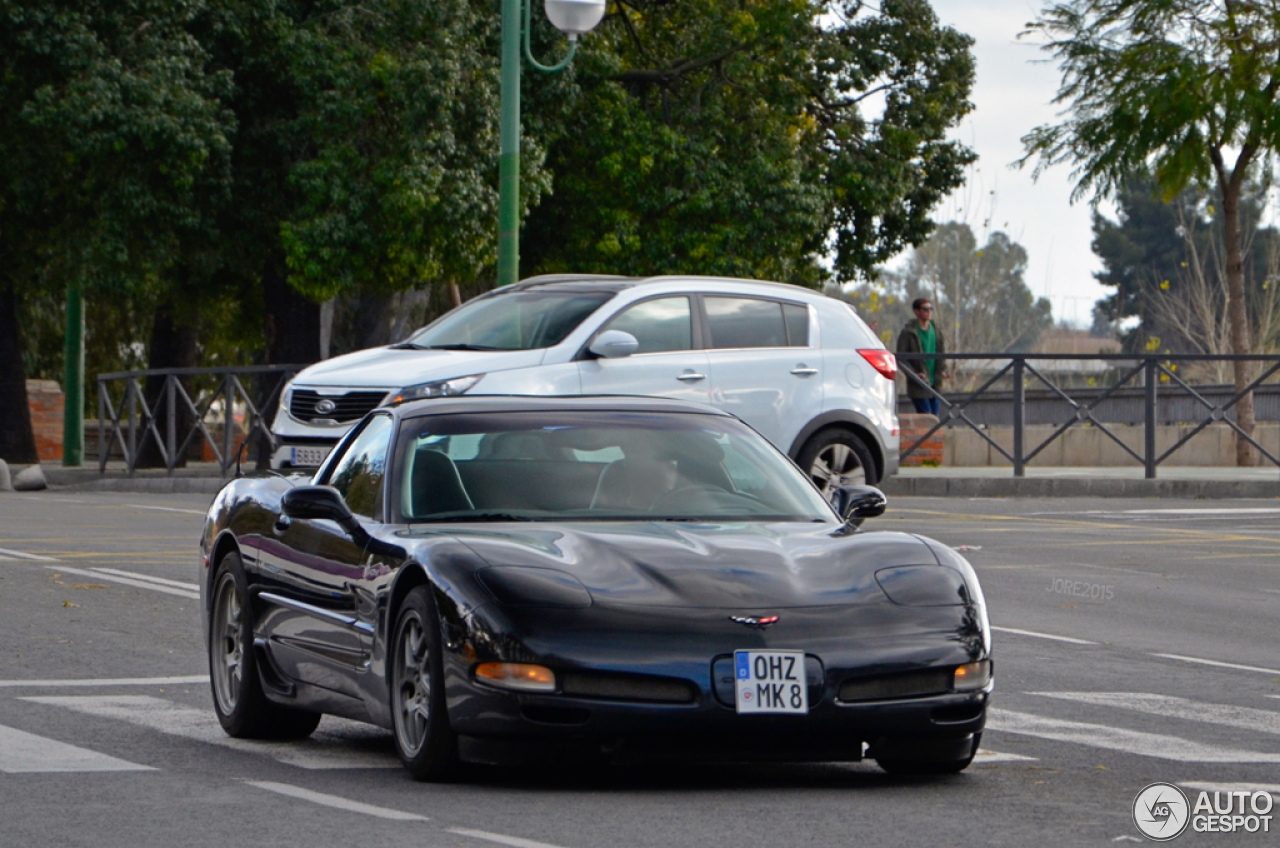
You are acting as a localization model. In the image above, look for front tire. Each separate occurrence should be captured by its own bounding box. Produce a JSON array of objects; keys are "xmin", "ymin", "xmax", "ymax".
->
[
  {"xmin": 796, "ymin": 428, "xmax": 879, "ymax": 500},
  {"xmin": 390, "ymin": 586, "xmax": 459, "ymax": 781},
  {"xmin": 208, "ymin": 552, "xmax": 321, "ymax": 740}
]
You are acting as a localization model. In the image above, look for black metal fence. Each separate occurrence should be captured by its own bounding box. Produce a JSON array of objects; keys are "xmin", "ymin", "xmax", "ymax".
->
[
  {"xmin": 898, "ymin": 353, "xmax": 1280, "ymax": 478},
  {"xmin": 97, "ymin": 365, "xmax": 304, "ymax": 477}
]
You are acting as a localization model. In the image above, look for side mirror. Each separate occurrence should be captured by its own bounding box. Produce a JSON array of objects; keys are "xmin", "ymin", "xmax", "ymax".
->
[
  {"xmin": 588, "ymin": 330, "xmax": 640, "ymax": 359},
  {"xmin": 832, "ymin": 485, "xmax": 887, "ymax": 527},
  {"xmin": 281, "ymin": 485, "xmax": 366, "ymax": 541}
]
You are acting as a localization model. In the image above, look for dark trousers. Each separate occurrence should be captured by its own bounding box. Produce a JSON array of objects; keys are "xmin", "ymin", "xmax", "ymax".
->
[{"xmin": 911, "ymin": 397, "xmax": 941, "ymax": 416}]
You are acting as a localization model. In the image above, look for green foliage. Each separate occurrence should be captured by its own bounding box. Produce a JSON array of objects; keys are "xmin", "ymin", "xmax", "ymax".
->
[{"xmin": 524, "ymin": 0, "xmax": 976, "ymax": 285}]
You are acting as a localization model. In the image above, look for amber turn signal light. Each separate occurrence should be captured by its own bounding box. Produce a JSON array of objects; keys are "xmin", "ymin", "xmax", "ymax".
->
[
  {"xmin": 474, "ymin": 662, "xmax": 556, "ymax": 693},
  {"xmin": 952, "ymin": 660, "xmax": 992, "ymax": 692}
]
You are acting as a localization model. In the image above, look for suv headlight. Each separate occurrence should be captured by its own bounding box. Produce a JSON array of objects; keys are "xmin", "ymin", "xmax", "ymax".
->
[
  {"xmin": 385, "ymin": 374, "xmax": 483, "ymax": 404},
  {"xmin": 279, "ymin": 382, "xmax": 294, "ymax": 415}
]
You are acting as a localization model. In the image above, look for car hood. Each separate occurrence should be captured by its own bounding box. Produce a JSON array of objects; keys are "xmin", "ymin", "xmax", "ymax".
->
[
  {"xmin": 293, "ymin": 346, "xmax": 547, "ymax": 389},
  {"xmin": 405, "ymin": 523, "xmax": 949, "ymax": 609}
]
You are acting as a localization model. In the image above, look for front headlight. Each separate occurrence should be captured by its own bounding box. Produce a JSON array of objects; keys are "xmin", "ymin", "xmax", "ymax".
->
[
  {"xmin": 875, "ymin": 565, "xmax": 970, "ymax": 606},
  {"xmin": 279, "ymin": 381, "xmax": 294, "ymax": 415},
  {"xmin": 385, "ymin": 374, "xmax": 483, "ymax": 405}
]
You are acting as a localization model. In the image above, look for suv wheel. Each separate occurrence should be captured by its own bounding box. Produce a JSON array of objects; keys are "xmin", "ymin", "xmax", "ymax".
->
[{"xmin": 797, "ymin": 428, "xmax": 878, "ymax": 499}]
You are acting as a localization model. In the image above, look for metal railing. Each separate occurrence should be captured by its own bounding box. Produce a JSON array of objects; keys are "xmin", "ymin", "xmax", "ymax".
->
[
  {"xmin": 97, "ymin": 365, "xmax": 305, "ymax": 477},
  {"xmin": 898, "ymin": 353, "xmax": 1280, "ymax": 478}
]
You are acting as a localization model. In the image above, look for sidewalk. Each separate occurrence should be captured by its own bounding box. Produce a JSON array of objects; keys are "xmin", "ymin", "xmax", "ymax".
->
[{"xmin": 884, "ymin": 465, "xmax": 1280, "ymax": 499}]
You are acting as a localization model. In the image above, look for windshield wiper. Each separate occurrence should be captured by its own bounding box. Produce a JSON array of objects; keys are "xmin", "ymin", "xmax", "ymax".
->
[
  {"xmin": 425, "ymin": 343, "xmax": 504, "ymax": 351},
  {"xmin": 389, "ymin": 342, "xmax": 429, "ymax": 350},
  {"xmin": 421, "ymin": 512, "xmax": 535, "ymax": 522}
]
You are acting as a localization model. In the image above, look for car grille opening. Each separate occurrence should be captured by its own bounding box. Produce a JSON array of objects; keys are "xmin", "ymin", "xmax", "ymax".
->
[
  {"xmin": 290, "ymin": 389, "xmax": 388, "ymax": 423},
  {"xmin": 837, "ymin": 669, "xmax": 952, "ymax": 703},
  {"xmin": 560, "ymin": 672, "xmax": 698, "ymax": 705}
]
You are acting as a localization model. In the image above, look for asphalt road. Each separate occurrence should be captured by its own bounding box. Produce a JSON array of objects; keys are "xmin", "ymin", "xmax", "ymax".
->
[{"xmin": 2, "ymin": 489, "xmax": 1279, "ymax": 847}]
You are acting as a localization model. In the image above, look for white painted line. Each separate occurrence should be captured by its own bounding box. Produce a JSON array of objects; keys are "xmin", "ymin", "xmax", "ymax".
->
[
  {"xmin": 246, "ymin": 781, "xmax": 426, "ymax": 821},
  {"xmin": 989, "ymin": 709, "xmax": 1280, "ymax": 762},
  {"xmin": 1119, "ymin": 508, "xmax": 1280, "ymax": 515},
  {"xmin": 0, "ymin": 547, "xmax": 59, "ymax": 562},
  {"xmin": 23, "ymin": 695, "xmax": 398, "ymax": 769},
  {"xmin": 991, "ymin": 625, "xmax": 1097, "ymax": 645},
  {"xmin": 127, "ymin": 504, "xmax": 208, "ymax": 515},
  {"xmin": 0, "ymin": 723, "xmax": 154, "ymax": 773},
  {"xmin": 89, "ymin": 567, "xmax": 199, "ymax": 592},
  {"xmin": 972, "ymin": 748, "xmax": 1038, "ymax": 763},
  {"xmin": 1180, "ymin": 782, "xmax": 1280, "ymax": 800},
  {"xmin": 1153, "ymin": 653, "xmax": 1280, "ymax": 676},
  {"xmin": 43, "ymin": 565, "xmax": 199, "ymax": 600},
  {"xmin": 448, "ymin": 828, "xmax": 572, "ymax": 848},
  {"xmin": 1032, "ymin": 692, "xmax": 1280, "ymax": 737},
  {"xmin": 0, "ymin": 675, "xmax": 207, "ymax": 689}
]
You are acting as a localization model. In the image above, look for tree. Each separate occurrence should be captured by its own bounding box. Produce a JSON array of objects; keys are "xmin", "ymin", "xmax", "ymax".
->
[
  {"xmin": 523, "ymin": 0, "xmax": 976, "ymax": 284},
  {"xmin": 868, "ymin": 223, "xmax": 1053, "ymax": 367},
  {"xmin": 1020, "ymin": 0, "xmax": 1280, "ymax": 465}
]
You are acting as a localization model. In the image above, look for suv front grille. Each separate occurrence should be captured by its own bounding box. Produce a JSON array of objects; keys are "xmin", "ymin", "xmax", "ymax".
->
[{"xmin": 290, "ymin": 389, "xmax": 388, "ymax": 424}]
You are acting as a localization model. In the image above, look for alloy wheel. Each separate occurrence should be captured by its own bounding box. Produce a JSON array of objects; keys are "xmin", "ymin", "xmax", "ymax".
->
[
  {"xmin": 394, "ymin": 614, "xmax": 431, "ymax": 756},
  {"xmin": 809, "ymin": 442, "xmax": 866, "ymax": 497},
  {"xmin": 211, "ymin": 573, "xmax": 244, "ymax": 716}
]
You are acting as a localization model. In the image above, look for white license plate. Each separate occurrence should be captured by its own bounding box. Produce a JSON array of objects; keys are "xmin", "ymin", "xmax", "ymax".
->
[
  {"xmin": 290, "ymin": 446, "xmax": 331, "ymax": 467},
  {"xmin": 734, "ymin": 650, "xmax": 808, "ymax": 714}
]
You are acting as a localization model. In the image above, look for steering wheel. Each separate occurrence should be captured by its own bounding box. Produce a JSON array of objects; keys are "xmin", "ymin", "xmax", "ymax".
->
[{"xmin": 647, "ymin": 484, "xmax": 745, "ymax": 513}]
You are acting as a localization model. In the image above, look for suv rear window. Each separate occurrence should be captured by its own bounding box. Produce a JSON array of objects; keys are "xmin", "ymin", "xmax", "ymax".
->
[{"xmin": 706, "ymin": 297, "xmax": 809, "ymax": 349}]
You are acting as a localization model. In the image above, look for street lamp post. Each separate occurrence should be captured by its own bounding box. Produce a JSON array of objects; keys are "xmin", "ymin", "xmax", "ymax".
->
[{"xmin": 496, "ymin": 0, "xmax": 606, "ymax": 288}]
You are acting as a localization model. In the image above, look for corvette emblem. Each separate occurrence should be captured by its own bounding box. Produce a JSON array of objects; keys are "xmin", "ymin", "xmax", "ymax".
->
[
  {"xmin": 729, "ymin": 615, "xmax": 780, "ymax": 630},
  {"xmin": 314, "ymin": 398, "xmax": 337, "ymax": 415}
]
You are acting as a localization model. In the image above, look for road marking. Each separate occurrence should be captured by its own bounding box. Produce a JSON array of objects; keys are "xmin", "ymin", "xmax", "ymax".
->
[
  {"xmin": 88, "ymin": 567, "xmax": 199, "ymax": 592},
  {"xmin": 989, "ymin": 709, "xmax": 1280, "ymax": 762},
  {"xmin": 43, "ymin": 565, "xmax": 199, "ymax": 600},
  {"xmin": 1180, "ymin": 782, "xmax": 1280, "ymax": 800},
  {"xmin": 245, "ymin": 781, "xmax": 426, "ymax": 820},
  {"xmin": 0, "ymin": 723, "xmax": 154, "ymax": 773},
  {"xmin": 0, "ymin": 675, "xmax": 207, "ymax": 688},
  {"xmin": 991, "ymin": 626, "xmax": 1097, "ymax": 645},
  {"xmin": 127, "ymin": 504, "xmax": 208, "ymax": 515},
  {"xmin": 1153, "ymin": 653, "xmax": 1280, "ymax": 676},
  {"xmin": 448, "ymin": 828, "xmax": 573, "ymax": 848},
  {"xmin": 0, "ymin": 546, "xmax": 59, "ymax": 562},
  {"xmin": 973, "ymin": 748, "xmax": 1038, "ymax": 763},
  {"xmin": 1032, "ymin": 692, "xmax": 1280, "ymax": 737},
  {"xmin": 23, "ymin": 695, "xmax": 398, "ymax": 769}
]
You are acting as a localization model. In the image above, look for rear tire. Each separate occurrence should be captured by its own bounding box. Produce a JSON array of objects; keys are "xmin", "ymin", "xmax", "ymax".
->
[
  {"xmin": 874, "ymin": 733, "xmax": 981, "ymax": 776},
  {"xmin": 208, "ymin": 552, "xmax": 321, "ymax": 740},
  {"xmin": 796, "ymin": 428, "xmax": 879, "ymax": 500},
  {"xmin": 390, "ymin": 586, "xmax": 460, "ymax": 781}
]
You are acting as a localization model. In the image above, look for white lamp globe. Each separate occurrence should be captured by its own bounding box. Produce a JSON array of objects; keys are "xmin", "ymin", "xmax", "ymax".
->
[{"xmin": 544, "ymin": 0, "xmax": 607, "ymax": 37}]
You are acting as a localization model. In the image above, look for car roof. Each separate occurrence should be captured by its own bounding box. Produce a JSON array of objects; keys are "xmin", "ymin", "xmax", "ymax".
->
[
  {"xmin": 503, "ymin": 274, "xmax": 825, "ymax": 301},
  {"xmin": 393, "ymin": 393, "xmax": 735, "ymax": 421}
]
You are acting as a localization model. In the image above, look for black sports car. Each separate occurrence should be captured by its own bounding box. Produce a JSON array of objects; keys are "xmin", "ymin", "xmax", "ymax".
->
[{"xmin": 199, "ymin": 395, "xmax": 991, "ymax": 779}]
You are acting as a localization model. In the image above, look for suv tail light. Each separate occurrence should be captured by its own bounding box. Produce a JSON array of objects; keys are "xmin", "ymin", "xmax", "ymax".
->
[{"xmin": 858, "ymin": 349, "xmax": 897, "ymax": 381}]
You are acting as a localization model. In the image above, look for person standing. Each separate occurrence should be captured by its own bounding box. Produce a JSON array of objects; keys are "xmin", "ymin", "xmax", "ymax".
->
[{"xmin": 896, "ymin": 298, "xmax": 948, "ymax": 415}]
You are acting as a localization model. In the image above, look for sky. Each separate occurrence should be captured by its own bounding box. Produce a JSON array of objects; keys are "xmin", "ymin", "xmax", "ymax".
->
[{"xmin": 922, "ymin": 0, "xmax": 1111, "ymax": 328}]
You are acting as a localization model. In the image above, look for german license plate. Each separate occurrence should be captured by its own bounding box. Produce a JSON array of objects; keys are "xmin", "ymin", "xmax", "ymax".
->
[
  {"xmin": 734, "ymin": 650, "xmax": 808, "ymax": 714},
  {"xmin": 290, "ymin": 446, "xmax": 331, "ymax": 467}
]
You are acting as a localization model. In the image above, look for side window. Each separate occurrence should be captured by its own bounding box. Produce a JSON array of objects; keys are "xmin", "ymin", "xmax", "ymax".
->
[
  {"xmin": 325, "ymin": 415, "xmax": 393, "ymax": 519},
  {"xmin": 705, "ymin": 297, "xmax": 787, "ymax": 349},
  {"xmin": 600, "ymin": 297, "xmax": 692, "ymax": 353},
  {"xmin": 783, "ymin": 303, "xmax": 810, "ymax": 346}
]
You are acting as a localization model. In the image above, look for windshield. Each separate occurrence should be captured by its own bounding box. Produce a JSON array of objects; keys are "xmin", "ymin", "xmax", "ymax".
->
[
  {"xmin": 393, "ymin": 412, "xmax": 838, "ymax": 523},
  {"xmin": 403, "ymin": 290, "xmax": 613, "ymax": 351}
]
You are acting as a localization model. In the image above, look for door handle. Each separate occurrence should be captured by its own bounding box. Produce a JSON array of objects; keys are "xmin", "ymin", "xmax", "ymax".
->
[
  {"xmin": 676, "ymin": 371, "xmax": 706, "ymax": 382},
  {"xmin": 790, "ymin": 366, "xmax": 819, "ymax": 376}
]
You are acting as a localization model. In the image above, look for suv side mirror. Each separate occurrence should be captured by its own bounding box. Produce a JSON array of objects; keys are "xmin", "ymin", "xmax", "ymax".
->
[
  {"xmin": 588, "ymin": 330, "xmax": 640, "ymax": 359},
  {"xmin": 282, "ymin": 485, "xmax": 366, "ymax": 541},
  {"xmin": 832, "ymin": 485, "xmax": 887, "ymax": 527}
]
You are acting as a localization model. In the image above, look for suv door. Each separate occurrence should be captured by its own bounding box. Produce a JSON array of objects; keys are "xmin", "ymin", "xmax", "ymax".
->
[
  {"xmin": 257, "ymin": 414, "xmax": 392, "ymax": 696},
  {"xmin": 700, "ymin": 295, "xmax": 822, "ymax": 449},
  {"xmin": 578, "ymin": 295, "xmax": 712, "ymax": 403}
]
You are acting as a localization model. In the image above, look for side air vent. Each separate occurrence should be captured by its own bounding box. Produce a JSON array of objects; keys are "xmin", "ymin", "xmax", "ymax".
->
[
  {"xmin": 560, "ymin": 672, "xmax": 698, "ymax": 705},
  {"xmin": 837, "ymin": 669, "xmax": 952, "ymax": 703}
]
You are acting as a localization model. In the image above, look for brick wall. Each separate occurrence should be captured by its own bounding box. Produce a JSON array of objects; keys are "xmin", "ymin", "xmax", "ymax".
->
[
  {"xmin": 899, "ymin": 413, "xmax": 942, "ymax": 466},
  {"xmin": 27, "ymin": 379, "xmax": 64, "ymax": 461}
]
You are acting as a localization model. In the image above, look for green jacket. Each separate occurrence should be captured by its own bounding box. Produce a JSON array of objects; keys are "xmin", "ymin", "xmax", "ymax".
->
[{"xmin": 895, "ymin": 319, "xmax": 947, "ymax": 400}]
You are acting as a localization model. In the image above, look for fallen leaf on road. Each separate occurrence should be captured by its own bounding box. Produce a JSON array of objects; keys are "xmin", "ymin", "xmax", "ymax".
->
[
  {"xmin": 62, "ymin": 600, "xmax": 79, "ymax": 608},
  {"xmin": 954, "ymin": 545, "xmax": 982, "ymax": 552},
  {"xmin": 70, "ymin": 583, "xmax": 108, "ymax": 590}
]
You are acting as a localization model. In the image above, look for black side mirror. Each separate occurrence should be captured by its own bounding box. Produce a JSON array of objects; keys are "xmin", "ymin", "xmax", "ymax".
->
[
  {"xmin": 832, "ymin": 485, "xmax": 887, "ymax": 527},
  {"xmin": 281, "ymin": 485, "xmax": 366, "ymax": 541}
]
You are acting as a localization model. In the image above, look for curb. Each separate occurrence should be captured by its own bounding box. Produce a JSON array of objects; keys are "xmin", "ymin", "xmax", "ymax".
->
[
  {"xmin": 882, "ymin": 476, "xmax": 1280, "ymax": 499},
  {"xmin": 51, "ymin": 477, "xmax": 229, "ymax": 495}
]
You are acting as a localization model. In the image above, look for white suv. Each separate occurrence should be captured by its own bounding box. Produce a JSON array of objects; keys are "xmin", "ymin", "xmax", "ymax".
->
[{"xmin": 272, "ymin": 275, "xmax": 900, "ymax": 492}]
